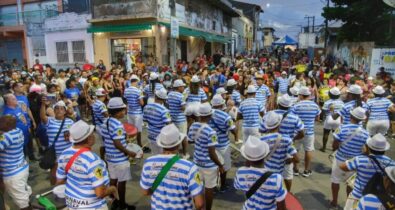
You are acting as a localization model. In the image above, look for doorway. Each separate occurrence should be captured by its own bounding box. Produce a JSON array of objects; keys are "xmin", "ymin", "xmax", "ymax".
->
[{"xmin": 180, "ymin": 40, "xmax": 187, "ymax": 62}]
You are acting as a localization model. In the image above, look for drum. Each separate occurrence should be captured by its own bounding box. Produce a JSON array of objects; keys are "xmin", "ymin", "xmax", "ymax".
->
[
  {"xmin": 123, "ymin": 123, "xmax": 138, "ymax": 140},
  {"xmin": 53, "ymin": 185, "xmax": 66, "ymax": 199},
  {"xmin": 285, "ymin": 193, "xmax": 304, "ymax": 210},
  {"xmin": 126, "ymin": 143, "xmax": 143, "ymax": 159}
]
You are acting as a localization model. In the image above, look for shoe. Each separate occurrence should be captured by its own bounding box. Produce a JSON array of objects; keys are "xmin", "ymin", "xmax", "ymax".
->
[
  {"xmin": 142, "ymin": 147, "xmax": 151, "ymax": 153},
  {"xmin": 182, "ymin": 153, "xmax": 190, "ymax": 159},
  {"xmin": 301, "ymin": 170, "xmax": 312, "ymax": 177},
  {"xmin": 293, "ymin": 169, "xmax": 300, "ymax": 176},
  {"xmin": 319, "ymin": 147, "xmax": 326, "ymax": 152}
]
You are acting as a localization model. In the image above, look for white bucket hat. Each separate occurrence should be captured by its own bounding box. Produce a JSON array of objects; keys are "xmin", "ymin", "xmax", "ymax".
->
[
  {"xmin": 329, "ymin": 87, "xmax": 341, "ymax": 96},
  {"xmin": 385, "ymin": 166, "xmax": 395, "ymax": 183},
  {"xmin": 149, "ymin": 72, "xmax": 159, "ymax": 80},
  {"xmin": 199, "ymin": 102, "xmax": 212, "ymax": 116},
  {"xmin": 347, "ymin": 84, "xmax": 363, "ymax": 95},
  {"xmin": 366, "ymin": 133, "xmax": 390, "ymax": 151},
  {"xmin": 290, "ymin": 86, "xmax": 299, "ymax": 96},
  {"xmin": 69, "ymin": 120, "xmax": 95, "ymax": 143},
  {"xmin": 95, "ymin": 88, "xmax": 107, "ymax": 96},
  {"xmin": 247, "ymin": 85, "xmax": 257, "ymax": 94},
  {"xmin": 191, "ymin": 75, "xmax": 200, "ymax": 83},
  {"xmin": 227, "ymin": 79, "xmax": 237, "ymax": 86},
  {"xmin": 155, "ymin": 88, "xmax": 168, "ymax": 100},
  {"xmin": 211, "ymin": 94, "xmax": 225, "ymax": 106},
  {"xmin": 130, "ymin": 74, "xmax": 140, "ymax": 82},
  {"xmin": 240, "ymin": 136, "xmax": 270, "ymax": 161},
  {"xmin": 53, "ymin": 100, "xmax": 67, "ymax": 109},
  {"xmin": 298, "ymin": 86, "xmax": 311, "ymax": 96},
  {"xmin": 350, "ymin": 107, "xmax": 367, "ymax": 120},
  {"xmin": 216, "ymin": 87, "xmax": 227, "ymax": 95},
  {"xmin": 262, "ymin": 111, "xmax": 283, "ymax": 130},
  {"xmin": 372, "ymin": 85, "xmax": 385, "ymax": 95},
  {"xmin": 281, "ymin": 71, "xmax": 287, "ymax": 75},
  {"xmin": 157, "ymin": 124, "xmax": 186, "ymax": 148},
  {"xmin": 108, "ymin": 97, "xmax": 126, "ymax": 109},
  {"xmin": 277, "ymin": 94, "xmax": 293, "ymax": 108},
  {"xmin": 173, "ymin": 79, "xmax": 186, "ymax": 88}
]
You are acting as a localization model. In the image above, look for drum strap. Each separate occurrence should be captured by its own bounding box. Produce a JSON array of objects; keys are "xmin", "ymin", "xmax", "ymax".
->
[
  {"xmin": 331, "ymin": 127, "xmax": 361, "ymax": 160},
  {"xmin": 150, "ymin": 155, "xmax": 180, "ymax": 193},
  {"xmin": 246, "ymin": 171, "xmax": 273, "ymax": 199},
  {"xmin": 65, "ymin": 148, "xmax": 90, "ymax": 174}
]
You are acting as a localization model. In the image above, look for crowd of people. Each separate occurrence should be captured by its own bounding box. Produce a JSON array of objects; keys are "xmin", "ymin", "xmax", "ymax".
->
[{"xmin": 1, "ymin": 49, "xmax": 395, "ymax": 210}]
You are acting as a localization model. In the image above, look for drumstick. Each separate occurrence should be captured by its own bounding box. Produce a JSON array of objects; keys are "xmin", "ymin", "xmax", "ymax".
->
[{"xmin": 35, "ymin": 190, "xmax": 53, "ymax": 199}]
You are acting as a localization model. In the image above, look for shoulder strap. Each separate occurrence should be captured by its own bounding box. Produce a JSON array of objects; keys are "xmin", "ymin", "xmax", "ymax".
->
[
  {"xmin": 150, "ymin": 155, "xmax": 180, "ymax": 193},
  {"xmin": 376, "ymin": 194, "xmax": 395, "ymax": 210},
  {"xmin": 369, "ymin": 155, "xmax": 386, "ymax": 174},
  {"xmin": 194, "ymin": 124, "xmax": 208, "ymax": 142},
  {"xmin": 341, "ymin": 126, "xmax": 361, "ymax": 146},
  {"xmin": 53, "ymin": 119, "xmax": 66, "ymax": 145},
  {"xmin": 246, "ymin": 171, "xmax": 273, "ymax": 199},
  {"xmin": 65, "ymin": 148, "xmax": 90, "ymax": 174},
  {"xmin": 265, "ymin": 134, "xmax": 282, "ymax": 161}
]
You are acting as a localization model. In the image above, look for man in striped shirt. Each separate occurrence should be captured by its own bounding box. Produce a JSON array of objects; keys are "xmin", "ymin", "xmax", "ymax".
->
[
  {"xmin": 210, "ymin": 94, "xmax": 237, "ymax": 192},
  {"xmin": 167, "ymin": 79, "xmax": 187, "ymax": 135},
  {"xmin": 255, "ymin": 74, "xmax": 271, "ymax": 112},
  {"xmin": 57, "ymin": 120, "xmax": 117, "ymax": 210},
  {"xmin": 290, "ymin": 86, "xmax": 321, "ymax": 177},
  {"xmin": 0, "ymin": 115, "xmax": 32, "ymax": 210},
  {"xmin": 91, "ymin": 88, "xmax": 108, "ymax": 159},
  {"xmin": 334, "ymin": 84, "xmax": 367, "ymax": 125},
  {"xmin": 234, "ymin": 135, "xmax": 287, "ymax": 210},
  {"xmin": 140, "ymin": 124, "xmax": 204, "ymax": 210},
  {"xmin": 329, "ymin": 107, "xmax": 369, "ymax": 209},
  {"xmin": 275, "ymin": 71, "xmax": 289, "ymax": 97},
  {"xmin": 340, "ymin": 133, "xmax": 395, "ymax": 210}
]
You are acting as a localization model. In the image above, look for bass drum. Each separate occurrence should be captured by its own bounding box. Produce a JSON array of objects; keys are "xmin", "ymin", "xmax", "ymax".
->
[{"xmin": 285, "ymin": 193, "xmax": 304, "ymax": 210}]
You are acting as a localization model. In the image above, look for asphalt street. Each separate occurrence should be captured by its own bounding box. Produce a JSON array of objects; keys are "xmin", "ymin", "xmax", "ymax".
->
[{"xmin": 4, "ymin": 122, "xmax": 395, "ymax": 210}]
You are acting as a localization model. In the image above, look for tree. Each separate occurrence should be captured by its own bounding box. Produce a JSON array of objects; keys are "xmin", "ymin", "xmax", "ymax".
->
[{"xmin": 322, "ymin": 0, "xmax": 395, "ymax": 45}]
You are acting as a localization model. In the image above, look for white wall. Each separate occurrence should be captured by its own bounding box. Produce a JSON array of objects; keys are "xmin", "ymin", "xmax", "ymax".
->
[{"xmin": 298, "ymin": 33, "xmax": 324, "ymax": 49}]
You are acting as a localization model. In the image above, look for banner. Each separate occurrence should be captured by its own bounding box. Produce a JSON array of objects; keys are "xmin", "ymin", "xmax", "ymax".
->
[
  {"xmin": 370, "ymin": 48, "xmax": 395, "ymax": 76},
  {"xmin": 171, "ymin": 17, "xmax": 179, "ymax": 39}
]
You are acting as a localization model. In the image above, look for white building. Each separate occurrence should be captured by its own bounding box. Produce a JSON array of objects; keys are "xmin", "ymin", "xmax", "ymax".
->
[{"xmin": 298, "ymin": 32, "xmax": 324, "ymax": 49}]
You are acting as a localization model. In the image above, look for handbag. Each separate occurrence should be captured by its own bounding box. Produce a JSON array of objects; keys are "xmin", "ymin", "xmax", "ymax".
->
[{"xmin": 39, "ymin": 119, "xmax": 66, "ymax": 170}]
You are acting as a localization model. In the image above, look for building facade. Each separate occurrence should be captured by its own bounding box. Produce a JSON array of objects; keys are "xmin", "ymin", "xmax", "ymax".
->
[
  {"xmin": 262, "ymin": 27, "xmax": 275, "ymax": 47},
  {"xmin": 231, "ymin": 9, "xmax": 254, "ymax": 55}
]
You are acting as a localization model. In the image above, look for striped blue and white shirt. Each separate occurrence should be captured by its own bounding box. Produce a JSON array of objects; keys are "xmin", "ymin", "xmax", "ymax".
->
[
  {"xmin": 167, "ymin": 91, "xmax": 186, "ymax": 125},
  {"xmin": 367, "ymin": 97, "xmax": 393, "ymax": 121},
  {"xmin": 209, "ymin": 109, "xmax": 235, "ymax": 149},
  {"xmin": 276, "ymin": 77, "xmax": 289, "ymax": 94},
  {"xmin": 101, "ymin": 117, "xmax": 129, "ymax": 165},
  {"xmin": 188, "ymin": 123, "xmax": 218, "ymax": 169},
  {"xmin": 184, "ymin": 88, "xmax": 207, "ymax": 103},
  {"xmin": 333, "ymin": 124, "xmax": 369, "ymax": 162},
  {"xmin": 239, "ymin": 98, "xmax": 264, "ymax": 128},
  {"xmin": 144, "ymin": 83, "xmax": 165, "ymax": 98},
  {"xmin": 143, "ymin": 103, "xmax": 172, "ymax": 142},
  {"xmin": 260, "ymin": 109, "xmax": 304, "ymax": 140},
  {"xmin": 356, "ymin": 194, "xmax": 386, "ymax": 210},
  {"xmin": 57, "ymin": 147, "xmax": 109, "ymax": 209},
  {"xmin": 260, "ymin": 133, "xmax": 297, "ymax": 174},
  {"xmin": 255, "ymin": 84, "xmax": 271, "ymax": 109},
  {"xmin": 231, "ymin": 90, "xmax": 242, "ymax": 107},
  {"xmin": 46, "ymin": 117, "xmax": 74, "ymax": 157},
  {"xmin": 290, "ymin": 100, "xmax": 321, "ymax": 136},
  {"xmin": 339, "ymin": 100, "xmax": 368, "ymax": 124},
  {"xmin": 124, "ymin": 86, "xmax": 143, "ymax": 115},
  {"xmin": 322, "ymin": 99, "xmax": 344, "ymax": 117},
  {"xmin": 92, "ymin": 100, "xmax": 107, "ymax": 126},
  {"xmin": 140, "ymin": 154, "xmax": 204, "ymax": 209},
  {"xmin": 346, "ymin": 155, "xmax": 395, "ymax": 199},
  {"xmin": 234, "ymin": 167, "xmax": 287, "ymax": 210},
  {"xmin": 0, "ymin": 128, "xmax": 28, "ymax": 178}
]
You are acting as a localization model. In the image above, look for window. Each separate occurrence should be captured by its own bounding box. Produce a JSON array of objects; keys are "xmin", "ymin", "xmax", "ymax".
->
[
  {"xmin": 72, "ymin": 41, "xmax": 85, "ymax": 62},
  {"xmin": 31, "ymin": 36, "xmax": 46, "ymax": 56},
  {"xmin": 212, "ymin": 21, "xmax": 216, "ymax": 31},
  {"xmin": 56, "ymin": 42, "xmax": 69, "ymax": 63}
]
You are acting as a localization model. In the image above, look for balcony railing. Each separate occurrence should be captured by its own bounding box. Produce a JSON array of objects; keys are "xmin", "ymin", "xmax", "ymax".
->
[
  {"xmin": 0, "ymin": 10, "xmax": 59, "ymax": 27},
  {"xmin": 92, "ymin": 0, "xmax": 156, "ymax": 20}
]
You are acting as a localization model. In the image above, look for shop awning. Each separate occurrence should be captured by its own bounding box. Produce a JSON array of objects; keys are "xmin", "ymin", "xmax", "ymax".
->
[{"xmin": 87, "ymin": 23, "xmax": 153, "ymax": 33}]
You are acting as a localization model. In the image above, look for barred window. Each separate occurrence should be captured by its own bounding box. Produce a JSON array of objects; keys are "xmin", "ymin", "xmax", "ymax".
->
[
  {"xmin": 56, "ymin": 42, "xmax": 69, "ymax": 63},
  {"xmin": 72, "ymin": 40, "xmax": 85, "ymax": 62},
  {"xmin": 31, "ymin": 36, "xmax": 46, "ymax": 56}
]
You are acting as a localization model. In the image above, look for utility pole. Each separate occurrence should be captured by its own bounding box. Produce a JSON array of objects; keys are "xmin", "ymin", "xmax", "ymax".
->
[
  {"xmin": 170, "ymin": 0, "xmax": 177, "ymax": 68},
  {"xmin": 324, "ymin": 0, "xmax": 329, "ymax": 48},
  {"xmin": 312, "ymin": 16, "xmax": 315, "ymax": 33}
]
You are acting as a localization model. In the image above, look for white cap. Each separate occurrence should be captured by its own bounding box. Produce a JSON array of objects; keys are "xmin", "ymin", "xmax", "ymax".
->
[
  {"xmin": 53, "ymin": 100, "xmax": 67, "ymax": 109},
  {"xmin": 298, "ymin": 86, "xmax": 311, "ymax": 96},
  {"xmin": 108, "ymin": 97, "xmax": 126, "ymax": 109},
  {"xmin": 247, "ymin": 85, "xmax": 257, "ymax": 93},
  {"xmin": 199, "ymin": 102, "xmax": 212, "ymax": 116},
  {"xmin": 350, "ymin": 106, "xmax": 367, "ymax": 120},
  {"xmin": 155, "ymin": 88, "xmax": 168, "ymax": 100},
  {"xmin": 211, "ymin": 94, "xmax": 225, "ymax": 106},
  {"xmin": 95, "ymin": 88, "xmax": 107, "ymax": 96},
  {"xmin": 366, "ymin": 133, "xmax": 390, "ymax": 151},
  {"xmin": 262, "ymin": 111, "xmax": 283, "ymax": 130},
  {"xmin": 240, "ymin": 136, "xmax": 270, "ymax": 161},
  {"xmin": 329, "ymin": 87, "xmax": 341, "ymax": 96},
  {"xmin": 191, "ymin": 75, "xmax": 200, "ymax": 83},
  {"xmin": 69, "ymin": 120, "xmax": 95, "ymax": 143},
  {"xmin": 277, "ymin": 94, "xmax": 293, "ymax": 108},
  {"xmin": 173, "ymin": 79, "xmax": 186, "ymax": 88},
  {"xmin": 216, "ymin": 87, "xmax": 227, "ymax": 95},
  {"xmin": 281, "ymin": 71, "xmax": 287, "ymax": 75},
  {"xmin": 372, "ymin": 85, "xmax": 385, "ymax": 95},
  {"xmin": 130, "ymin": 74, "xmax": 140, "ymax": 82},
  {"xmin": 290, "ymin": 86, "xmax": 299, "ymax": 96},
  {"xmin": 227, "ymin": 79, "xmax": 237, "ymax": 86},
  {"xmin": 157, "ymin": 124, "xmax": 186, "ymax": 148},
  {"xmin": 385, "ymin": 166, "xmax": 395, "ymax": 183},
  {"xmin": 149, "ymin": 72, "xmax": 159, "ymax": 80},
  {"xmin": 347, "ymin": 84, "xmax": 363, "ymax": 95}
]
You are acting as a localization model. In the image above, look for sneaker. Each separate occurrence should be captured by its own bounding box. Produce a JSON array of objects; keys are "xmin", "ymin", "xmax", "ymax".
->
[
  {"xmin": 293, "ymin": 169, "xmax": 300, "ymax": 176},
  {"xmin": 302, "ymin": 170, "xmax": 312, "ymax": 177}
]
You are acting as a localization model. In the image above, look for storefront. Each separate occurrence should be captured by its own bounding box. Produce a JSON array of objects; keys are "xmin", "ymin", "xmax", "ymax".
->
[{"xmin": 110, "ymin": 37, "xmax": 155, "ymax": 66}]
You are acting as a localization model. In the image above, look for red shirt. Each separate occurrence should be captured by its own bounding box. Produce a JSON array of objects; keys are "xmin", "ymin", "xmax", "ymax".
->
[
  {"xmin": 82, "ymin": 63, "xmax": 94, "ymax": 71},
  {"xmin": 33, "ymin": 64, "xmax": 43, "ymax": 73}
]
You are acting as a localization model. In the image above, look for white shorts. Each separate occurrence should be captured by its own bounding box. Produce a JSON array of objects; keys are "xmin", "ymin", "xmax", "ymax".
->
[
  {"xmin": 3, "ymin": 167, "xmax": 32, "ymax": 209},
  {"xmin": 283, "ymin": 163, "xmax": 294, "ymax": 180},
  {"xmin": 344, "ymin": 194, "xmax": 359, "ymax": 210},
  {"xmin": 150, "ymin": 141, "xmax": 163, "ymax": 155},
  {"xmin": 367, "ymin": 120, "xmax": 390, "ymax": 135},
  {"xmin": 176, "ymin": 122, "xmax": 187, "ymax": 135},
  {"xmin": 127, "ymin": 114, "xmax": 143, "ymax": 132},
  {"xmin": 243, "ymin": 127, "xmax": 260, "ymax": 143},
  {"xmin": 217, "ymin": 146, "xmax": 231, "ymax": 171},
  {"xmin": 107, "ymin": 162, "xmax": 131, "ymax": 182},
  {"xmin": 324, "ymin": 115, "xmax": 341, "ymax": 130},
  {"xmin": 331, "ymin": 159, "xmax": 353, "ymax": 184},
  {"xmin": 295, "ymin": 135, "xmax": 315, "ymax": 152},
  {"xmin": 198, "ymin": 167, "xmax": 218, "ymax": 189}
]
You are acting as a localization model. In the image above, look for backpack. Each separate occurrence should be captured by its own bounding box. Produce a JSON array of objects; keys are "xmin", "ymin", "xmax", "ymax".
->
[{"xmin": 362, "ymin": 155, "xmax": 386, "ymax": 196}]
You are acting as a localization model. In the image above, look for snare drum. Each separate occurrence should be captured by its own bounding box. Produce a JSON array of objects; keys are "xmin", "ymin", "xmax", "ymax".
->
[{"xmin": 346, "ymin": 173, "xmax": 356, "ymax": 189}]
